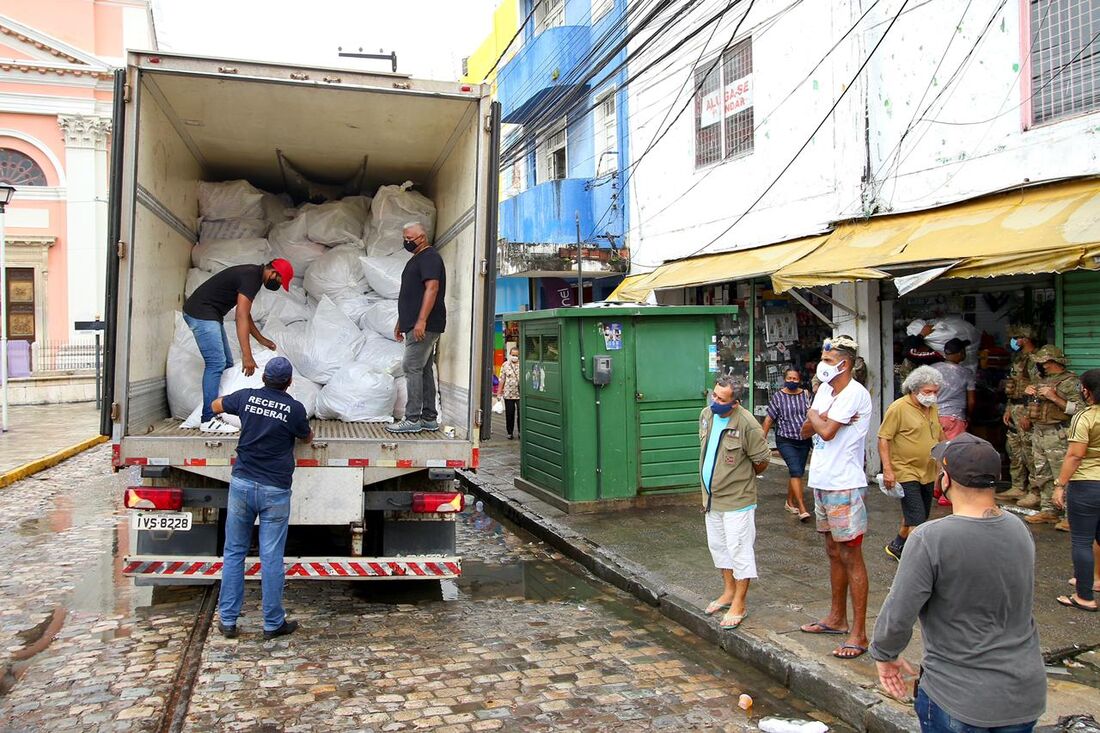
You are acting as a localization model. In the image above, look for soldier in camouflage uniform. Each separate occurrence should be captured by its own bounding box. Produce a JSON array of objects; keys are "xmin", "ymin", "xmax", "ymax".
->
[
  {"xmin": 1000, "ymin": 325, "xmax": 1040, "ymax": 505},
  {"xmin": 1024, "ymin": 345, "xmax": 1083, "ymax": 526}
]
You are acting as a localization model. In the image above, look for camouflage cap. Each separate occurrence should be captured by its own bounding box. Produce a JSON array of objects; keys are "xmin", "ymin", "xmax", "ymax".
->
[
  {"xmin": 1031, "ymin": 345, "xmax": 1067, "ymax": 365},
  {"xmin": 1007, "ymin": 323, "xmax": 1037, "ymax": 339}
]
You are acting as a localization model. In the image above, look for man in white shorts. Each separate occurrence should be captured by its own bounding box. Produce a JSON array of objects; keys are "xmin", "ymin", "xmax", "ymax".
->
[
  {"xmin": 800, "ymin": 335, "xmax": 874, "ymax": 660},
  {"xmin": 698, "ymin": 375, "xmax": 772, "ymax": 630}
]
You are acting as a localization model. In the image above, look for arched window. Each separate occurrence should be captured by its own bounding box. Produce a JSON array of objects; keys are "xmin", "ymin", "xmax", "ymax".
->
[{"xmin": 0, "ymin": 148, "xmax": 48, "ymax": 186}]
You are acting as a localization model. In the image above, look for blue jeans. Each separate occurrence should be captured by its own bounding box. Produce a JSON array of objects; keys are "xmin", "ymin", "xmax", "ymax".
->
[
  {"xmin": 1067, "ymin": 480, "xmax": 1100, "ymax": 601},
  {"xmin": 915, "ymin": 688, "xmax": 1035, "ymax": 733},
  {"xmin": 183, "ymin": 313, "xmax": 233, "ymax": 423},
  {"xmin": 218, "ymin": 476, "xmax": 291, "ymax": 631}
]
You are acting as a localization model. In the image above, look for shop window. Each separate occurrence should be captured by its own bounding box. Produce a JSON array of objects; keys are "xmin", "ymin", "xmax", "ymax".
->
[
  {"xmin": 593, "ymin": 88, "xmax": 618, "ymax": 176},
  {"xmin": 694, "ymin": 37, "xmax": 754, "ymax": 168},
  {"xmin": 0, "ymin": 148, "xmax": 48, "ymax": 186},
  {"xmin": 1028, "ymin": 0, "xmax": 1100, "ymax": 125},
  {"xmin": 534, "ymin": 0, "xmax": 566, "ymax": 34},
  {"xmin": 525, "ymin": 335, "xmax": 542, "ymax": 362},
  {"xmin": 536, "ymin": 119, "xmax": 568, "ymax": 183}
]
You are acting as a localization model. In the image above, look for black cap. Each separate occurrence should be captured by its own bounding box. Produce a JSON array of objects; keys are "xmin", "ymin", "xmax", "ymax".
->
[
  {"xmin": 943, "ymin": 338, "xmax": 970, "ymax": 355},
  {"xmin": 931, "ymin": 434, "xmax": 1000, "ymax": 489}
]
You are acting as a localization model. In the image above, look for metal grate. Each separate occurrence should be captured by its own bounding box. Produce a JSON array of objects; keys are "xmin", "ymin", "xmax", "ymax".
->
[
  {"xmin": 1030, "ymin": 0, "xmax": 1100, "ymax": 124},
  {"xmin": 147, "ymin": 419, "xmax": 456, "ymax": 441},
  {"xmin": 694, "ymin": 37, "xmax": 754, "ymax": 168},
  {"xmin": 694, "ymin": 65, "xmax": 722, "ymax": 167}
]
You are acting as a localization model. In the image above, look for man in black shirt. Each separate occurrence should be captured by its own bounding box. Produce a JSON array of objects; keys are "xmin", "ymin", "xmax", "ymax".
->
[
  {"xmin": 182, "ymin": 258, "xmax": 294, "ymax": 434},
  {"xmin": 387, "ymin": 223, "xmax": 446, "ymax": 434}
]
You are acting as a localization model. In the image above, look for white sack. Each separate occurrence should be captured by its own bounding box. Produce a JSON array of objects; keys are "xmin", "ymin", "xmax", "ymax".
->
[
  {"xmin": 269, "ymin": 217, "xmax": 328, "ymax": 274},
  {"xmin": 316, "ymin": 363, "xmax": 395, "ymax": 422},
  {"xmin": 331, "ymin": 293, "xmax": 376, "ymax": 326},
  {"xmin": 360, "ymin": 254, "xmax": 410, "ymax": 300},
  {"xmin": 261, "ymin": 192, "xmax": 294, "ymax": 225},
  {"xmin": 198, "ymin": 180, "xmax": 264, "ymax": 221},
  {"xmin": 299, "ymin": 196, "xmax": 371, "ymax": 246},
  {"xmin": 392, "ymin": 376, "xmax": 408, "ymax": 420},
  {"xmin": 192, "ymin": 238, "xmax": 271, "ymax": 273},
  {"xmin": 288, "ymin": 377, "xmax": 321, "ymax": 418},
  {"xmin": 356, "ymin": 332, "xmax": 405, "ymax": 376},
  {"xmin": 167, "ymin": 312, "xmax": 206, "ymax": 420},
  {"xmin": 360, "ymin": 299, "xmax": 400, "ymax": 340},
  {"xmin": 266, "ymin": 297, "xmax": 365, "ymax": 384},
  {"xmin": 263, "ymin": 283, "xmax": 314, "ymax": 325},
  {"xmin": 184, "ymin": 268, "xmax": 212, "ymax": 299},
  {"xmin": 922, "ymin": 316, "xmax": 981, "ymax": 371},
  {"xmin": 303, "ymin": 243, "xmax": 369, "ymax": 300},
  {"xmin": 179, "ymin": 346, "xmax": 279, "ymax": 428},
  {"xmin": 199, "ymin": 217, "xmax": 269, "ymax": 242},
  {"xmin": 365, "ymin": 182, "xmax": 436, "ymax": 257}
]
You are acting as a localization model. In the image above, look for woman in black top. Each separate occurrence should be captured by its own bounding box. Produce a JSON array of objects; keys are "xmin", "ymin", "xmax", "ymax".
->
[{"xmin": 761, "ymin": 368, "xmax": 813, "ymax": 522}]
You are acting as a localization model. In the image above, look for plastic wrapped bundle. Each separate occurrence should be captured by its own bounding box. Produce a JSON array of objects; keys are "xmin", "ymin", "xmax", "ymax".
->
[
  {"xmin": 166, "ymin": 312, "xmax": 206, "ymax": 420},
  {"xmin": 360, "ymin": 254, "xmax": 410, "ymax": 300},
  {"xmin": 316, "ymin": 363, "xmax": 395, "ymax": 422},
  {"xmin": 179, "ymin": 346, "xmax": 280, "ymax": 428},
  {"xmin": 198, "ymin": 180, "xmax": 265, "ymax": 221},
  {"xmin": 356, "ymin": 331, "xmax": 405, "ymax": 376},
  {"xmin": 265, "ymin": 297, "xmax": 365, "ymax": 384},
  {"xmin": 359, "ymin": 300, "xmax": 400, "ymax": 340},
  {"xmin": 365, "ymin": 182, "xmax": 435, "ymax": 257},
  {"xmin": 331, "ymin": 292, "xmax": 376, "ymax": 327},
  {"xmin": 269, "ymin": 217, "xmax": 328, "ymax": 275},
  {"xmin": 298, "ymin": 195, "xmax": 371, "ymax": 246},
  {"xmin": 184, "ymin": 268, "xmax": 212, "ymax": 299},
  {"xmin": 199, "ymin": 217, "xmax": 269, "ymax": 242},
  {"xmin": 303, "ymin": 243, "xmax": 369, "ymax": 300},
  {"xmin": 192, "ymin": 238, "xmax": 272, "ymax": 273}
]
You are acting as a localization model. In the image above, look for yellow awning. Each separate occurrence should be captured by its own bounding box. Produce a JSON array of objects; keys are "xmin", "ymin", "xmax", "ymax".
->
[
  {"xmin": 772, "ymin": 178, "xmax": 1100, "ymax": 292},
  {"xmin": 608, "ymin": 235, "xmax": 829, "ymax": 303}
]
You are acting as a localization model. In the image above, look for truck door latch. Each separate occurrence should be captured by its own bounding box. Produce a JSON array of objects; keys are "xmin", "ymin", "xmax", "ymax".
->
[
  {"xmin": 381, "ymin": 442, "xmax": 398, "ymax": 451},
  {"xmin": 217, "ymin": 66, "xmax": 239, "ymax": 74},
  {"xmin": 204, "ymin": 440, "xmax": 223, "ymax": 448},
  {"xmin": 311, "ymin": 441, "xmax": 328, "ymax": 449}
]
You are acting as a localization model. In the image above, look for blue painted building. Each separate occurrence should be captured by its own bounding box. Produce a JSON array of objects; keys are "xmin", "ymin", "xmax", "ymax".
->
[{"xmin": 494, "ymin": 0, "xmax": 630, "ymax": 309}]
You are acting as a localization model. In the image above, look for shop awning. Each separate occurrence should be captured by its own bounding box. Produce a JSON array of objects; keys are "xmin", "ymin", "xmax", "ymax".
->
[
  {"xmin": 607, "ymin": 234, "xmax": 829, "ymax": 303},
  {"xmin": 771, "ymin": 178, "xmax": 1100, "ymax": 292}
]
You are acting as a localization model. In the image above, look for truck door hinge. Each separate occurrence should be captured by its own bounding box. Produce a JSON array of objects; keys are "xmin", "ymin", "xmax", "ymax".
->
[
  {"xmin": 110, "ymin": 402, "xmax": 120, "ymax": 420},
  {"xmin": 484, "ymin": 114, "xmax": 493, "ymax": 133},
  {"xmin": 123, "ymin": 84, "xmax": 132, "ymax": 103},
  {"xmin": 475, "ymin": 408, "xmax": 483, "ymax": 427},
  {"xmin": 479, "ymin": 259, "xmax": 488, "ymax": 275},
  {"xmin": 116, "ymin": 241, "xmax": 127, "ymax": 259}
]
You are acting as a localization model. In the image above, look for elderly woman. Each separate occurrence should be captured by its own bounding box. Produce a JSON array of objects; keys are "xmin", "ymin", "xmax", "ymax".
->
[{"xmin": 878, "ymin": 365, "xmax": 945, "ymax": 561}]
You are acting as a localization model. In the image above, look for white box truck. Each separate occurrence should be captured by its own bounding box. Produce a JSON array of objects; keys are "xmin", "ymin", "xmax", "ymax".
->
[{"xmin": 101, "ymin": 51, "xmax": 501, "ymax": 583}]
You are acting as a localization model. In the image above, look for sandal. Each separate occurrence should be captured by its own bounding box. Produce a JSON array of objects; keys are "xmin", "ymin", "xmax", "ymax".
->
[
  {"xmin": 1056, "ymin": 595, "xmax": 1098, "ymax": 612},
  {"xmin": 832, "ymin": 643, "xmax": 868, "ymax": 659},
  {"xmin": 1067, "ymin": 578, "xmax": 1100, "ymax": 592},
  {"xmin": 799, "ymin": 511, "xmax": 812, "ymax": 522},
  {"xmin": 720, "ymin": 611, "xmax": 747, "ymax": 629},
  {"xmin": 800, "ymin": 621, "xmax": 849, "ymax": 635},
  {"xmin": 705, "ymin": 601, "xmax": 732, "ymax": 616},
  {"xmin": 784, "ymin": 502, "xmax": 799, "ymax": 515}
]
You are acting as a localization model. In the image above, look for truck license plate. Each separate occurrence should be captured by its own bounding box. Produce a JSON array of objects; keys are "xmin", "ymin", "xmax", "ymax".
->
[{"xmin": 132, "ymin": 512, "xmax": 192, "ymax": 532}]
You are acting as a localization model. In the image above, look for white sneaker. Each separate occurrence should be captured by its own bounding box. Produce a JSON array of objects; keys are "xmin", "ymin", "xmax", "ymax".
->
[{"xmin": 200, "ymin": 416, "xmax": 239, "ymax": 434}]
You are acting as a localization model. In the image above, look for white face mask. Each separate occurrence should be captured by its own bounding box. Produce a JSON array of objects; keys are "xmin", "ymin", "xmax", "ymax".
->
[
  {"xmin": 816, "ymin": 359, "xmax": 846, "ymax": 384},
  {"xmin": 509, "ymin": 355, "xmax": 519, "ymax": 363},
  {"xmin": 916, "ymin": 393, "xmax": 938, "ymax": 407}
]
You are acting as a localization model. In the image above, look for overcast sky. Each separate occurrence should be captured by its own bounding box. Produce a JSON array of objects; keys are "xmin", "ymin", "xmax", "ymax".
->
[{"xmin": 151, "ymin": 0, "xmax": 500, "ymax": 80}]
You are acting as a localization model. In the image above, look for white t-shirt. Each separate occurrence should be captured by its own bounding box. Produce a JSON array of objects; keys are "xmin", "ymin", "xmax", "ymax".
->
[{"xmin": 807, "ymin": 379, "xmax": 873, "ymax": 490}]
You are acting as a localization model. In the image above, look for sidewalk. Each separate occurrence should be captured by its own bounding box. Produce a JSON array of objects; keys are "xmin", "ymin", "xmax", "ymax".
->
[
  {"xmin": 462, "ymin": 424, "xmax": 1100, "ymax": 731},
  {"xmin": 0, "ymin": 402, "xmax": 102, "ymax": 475}
]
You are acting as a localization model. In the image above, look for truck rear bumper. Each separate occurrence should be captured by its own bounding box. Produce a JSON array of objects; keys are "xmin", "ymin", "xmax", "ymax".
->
[{"xmin": 123, "ymin": 555, "xmax": 461, "ymax": 580}]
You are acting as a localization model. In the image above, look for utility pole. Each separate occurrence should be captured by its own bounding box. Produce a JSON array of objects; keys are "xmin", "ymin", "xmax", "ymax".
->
[{"xmin": 575, "ymin": 211, "xmax": 584, "ymax": 307}]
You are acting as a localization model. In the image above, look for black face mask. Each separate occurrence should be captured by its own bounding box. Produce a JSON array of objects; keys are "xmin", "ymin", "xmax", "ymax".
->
[
  {"xmin": 1036, "ymin": 364, "xmax": 1047, "ymax": 377},
  {"xmin": 264, "ymin": 278, "xmax": 281, "ymax": 291},
  {"xmin": 403, "ymin": 239, "xmax": 418, "ymax": 253}
]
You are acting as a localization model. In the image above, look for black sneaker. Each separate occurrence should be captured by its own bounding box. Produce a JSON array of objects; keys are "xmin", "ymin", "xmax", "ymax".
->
[
  {"xmin": 263, "ymin": 619, "xmax": 299, "ymax": 641},
  {"xmin": 884, "ymin": 543, "xmax": 903, "ymax": 562},
  {"xmin": 217, "ymin": 622, "xmax": 239, "ymax": 639}
]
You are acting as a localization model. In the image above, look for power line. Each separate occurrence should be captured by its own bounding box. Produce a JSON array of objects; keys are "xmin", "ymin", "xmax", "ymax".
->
[{"xmin": 478, "ymin": 1, "xmax": 540, "ymax": 81}]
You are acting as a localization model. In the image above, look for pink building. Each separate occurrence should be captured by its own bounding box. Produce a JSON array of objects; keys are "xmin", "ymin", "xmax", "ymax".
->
[{"xmin": 0, "ymin": 0, "xmax": 153, "ymax": 383}]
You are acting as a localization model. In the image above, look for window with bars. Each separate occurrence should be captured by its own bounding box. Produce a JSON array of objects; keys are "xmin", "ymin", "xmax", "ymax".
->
[
  {"xmin": 534, "ymin": 0, "xmax": 566, "ymax": 34},
  {"xmin": 593, "ymin": 89, "xmax": 618, "ymax": 176},
  {"xmin": 694, "ymin": 37, "xmax": 754, "ymax": 168},
  {"xmin": 1029, "ymin": 0, "xmax": 1100, "ymax": 125},
  {"xmin": 0, "ymin": 148, "xmax": 47, "ymax": 186},
  {"xmin": 536, "ymin": 119, "xmax": 568, "ymax": 184}
]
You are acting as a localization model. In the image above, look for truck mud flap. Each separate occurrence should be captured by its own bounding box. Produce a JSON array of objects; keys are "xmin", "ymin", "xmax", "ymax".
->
[{"xmin": 122, "ymin": 556, "xmax": 461, "ymax": 580}]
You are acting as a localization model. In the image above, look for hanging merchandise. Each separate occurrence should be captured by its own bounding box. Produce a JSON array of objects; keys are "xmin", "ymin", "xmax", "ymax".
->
[
  {"xmin": 316, "ymin": 363, "xmax": 396, "ymax": 422},
  {"xmin": 365, "ymin": 181, "xmax": 436, "ymax": 257}
]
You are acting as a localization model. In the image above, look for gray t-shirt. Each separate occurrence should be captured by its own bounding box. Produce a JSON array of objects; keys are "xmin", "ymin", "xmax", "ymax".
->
[
  {"xmin": 870, "ymin": 512, "xmax": 1045, "ymax": 727},
  {"xmin": 931, "ymin": 362, "xmax": 975, "ymax": 419}
]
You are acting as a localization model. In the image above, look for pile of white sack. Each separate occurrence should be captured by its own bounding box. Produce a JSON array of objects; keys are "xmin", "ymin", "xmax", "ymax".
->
[{"xmin": 169, "ymin": 179, "xmax": 436, "ymax": 424}]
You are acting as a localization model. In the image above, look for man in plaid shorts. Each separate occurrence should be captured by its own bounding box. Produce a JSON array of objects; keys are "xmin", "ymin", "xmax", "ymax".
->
[{"xmin": 800, "ymin": 335, "xmax": 874, "ymax": 660}]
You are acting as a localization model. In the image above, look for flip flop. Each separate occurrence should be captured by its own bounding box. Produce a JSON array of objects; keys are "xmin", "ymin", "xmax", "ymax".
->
[
  {"xmin": 799, "ymin": 511, "xmax": 812, "ymax": 523},
  {"xmin": 720, "ymin": 611, "xmax": 747, "ymax": 629},
  {"xmin": 832, "ymin": 643, "xmax": 868, "ymax": 659},
  {"xmin": 800, "ymin": 621, "xmax": 849, "ymax": 635},
  {"xmin": 784, "ymin": 502, "xmax": 799, "ymax": 515},
  {"xmin": 1057, "ymin": 595, "xmax": 1099, "ymax": 612},
  {"xmin": 1067, "ymin": 578, "xmax": 1100, "ymax": 592},
  {"xmin": 705, "ymin": 601, "xmax": 732, "ymax": 616}
]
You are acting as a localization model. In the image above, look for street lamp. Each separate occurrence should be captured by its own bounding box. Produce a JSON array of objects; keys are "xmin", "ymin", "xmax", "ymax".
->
[{"xmin": 0, "ymin": 183, "xmax": 15, "ymax": 433}]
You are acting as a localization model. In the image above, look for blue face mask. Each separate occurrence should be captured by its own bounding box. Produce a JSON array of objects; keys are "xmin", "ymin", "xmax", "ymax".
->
[
  {"xmin": 1009, "ymin": 338, "xmax": 1020, "ymax": 351},
  {"xmin": 710, "ymin": 400, "xmax": 732, "ymax": 415},
  {"xmin": 784, "ymin": 380, "xmax": 800, "ymax": 390}
]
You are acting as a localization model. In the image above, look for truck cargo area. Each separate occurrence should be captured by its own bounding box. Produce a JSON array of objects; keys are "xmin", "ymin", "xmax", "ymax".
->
[{"xmin": 112, "ymin": 52, "xmax": 490, "ymax": 470}]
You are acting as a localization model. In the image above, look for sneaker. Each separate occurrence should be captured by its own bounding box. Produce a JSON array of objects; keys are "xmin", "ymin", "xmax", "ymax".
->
[
  {"xmin": 1016, "ymin": 494, "xmax": 1041, "ymax": 509},
  {"xmin": 200, "ymin": 416, "xmax": 239, "ymax": 434},
  {"xmin": 263, "ymin": 619, "xmax": 299, "ymax": 641},
  {"xmin": 385, "ymin": 420, "xmax": 422, "ymax": 434},
  {"xmin": 996, "ymin": 487, "xmax": 1025, "ymax": 500},
  {"xmin": 1025, "ymin": 511, "xmax": 1059, "ymax": 524},
  {"xmin": 420, "ymin": 420, "xmax": 440, "ymax": 432},
  {"xmin": 884, "ymin": 543, "xmax": 903, "ymax": 562},
  {"xmin": 217, "ymin": 622, "xmax": 238, "ymax": 639}
]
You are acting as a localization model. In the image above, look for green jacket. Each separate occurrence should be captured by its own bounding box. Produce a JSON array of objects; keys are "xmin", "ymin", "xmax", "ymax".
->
[{"xmin": 698, "ymin": 405, "xmax": 770, "ymax": 513}]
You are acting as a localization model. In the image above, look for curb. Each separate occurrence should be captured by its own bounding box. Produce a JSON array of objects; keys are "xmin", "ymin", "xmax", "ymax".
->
[
  {"xmin": 459, "ymin": 468, "xmax": 918, "ymax": 733},
  {"xmin": 0, "ymin": 435, "xmax": 108, "ymax": 489}
]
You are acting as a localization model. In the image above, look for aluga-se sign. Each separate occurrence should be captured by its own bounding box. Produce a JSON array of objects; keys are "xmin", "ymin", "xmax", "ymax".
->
[{"xmin": 701, "ymin": 74, "xmax": 754, "ymax": 127}]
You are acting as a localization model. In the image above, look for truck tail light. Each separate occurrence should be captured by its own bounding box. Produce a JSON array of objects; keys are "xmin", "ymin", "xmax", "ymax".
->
[
  {"xmin": 125, "ymin": 487, "xmax": 183, "ymax": 511},
  {"xmin": 411, "ymin": 492, "xmax": 464, "ymax": 513}
]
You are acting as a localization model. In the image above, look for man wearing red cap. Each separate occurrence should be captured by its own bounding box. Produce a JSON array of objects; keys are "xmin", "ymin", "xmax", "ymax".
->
[{"xmin": 183, "ymin": 259, "xmax": 293, "ymax": 434}]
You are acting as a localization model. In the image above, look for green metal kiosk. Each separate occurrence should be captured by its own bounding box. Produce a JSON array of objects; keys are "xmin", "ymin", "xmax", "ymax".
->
[{"xmin": 507, "ymin": 305, "xmax": 737, "ymax": 512}]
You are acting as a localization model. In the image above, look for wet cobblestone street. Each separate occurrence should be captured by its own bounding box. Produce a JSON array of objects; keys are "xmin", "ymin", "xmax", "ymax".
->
[{"xmin": 0, "ymin": 448, "xmax": 845, "ymax": 732}]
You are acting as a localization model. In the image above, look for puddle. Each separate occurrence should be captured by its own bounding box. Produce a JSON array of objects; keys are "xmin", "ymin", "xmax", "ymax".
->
[{"xmin": 0, "ymin": 608, "xmax": 66, "ymax": 698}]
